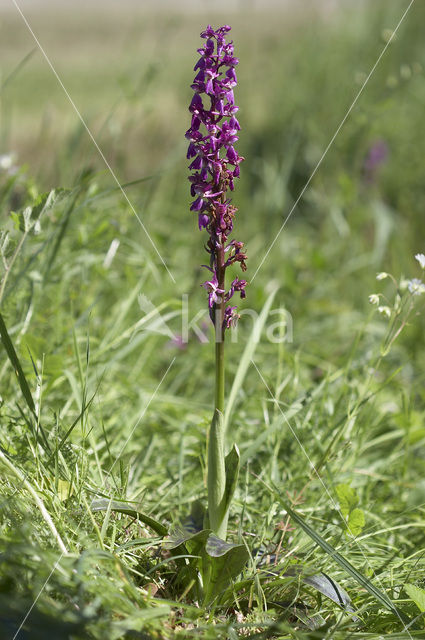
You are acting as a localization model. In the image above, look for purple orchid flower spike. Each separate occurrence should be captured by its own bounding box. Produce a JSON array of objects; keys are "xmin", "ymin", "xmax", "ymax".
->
[
  {"xmin": 186, "ymin": 24, "xmax": 247, "ymax": 340},
  {"xmin": 186, "ymin": 24, "xmax": 248, "ymax": 544}
]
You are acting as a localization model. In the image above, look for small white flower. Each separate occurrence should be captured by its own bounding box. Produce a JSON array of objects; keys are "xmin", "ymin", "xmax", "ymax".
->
[
  {"xmin": 407, "ymin": 278, "xmax": 425, "ymax": 296},
  {"xmin": 378, "ymin": 305, "xmax": 391, "ymax": 318},
  {"xmin": 376, "ymin": 272, "xmax": 389, "ymax": 281},
  {"xmin": 415, "ymin": 253, "xmax": 425, "ymax": 269},
  {"xmin": 0, "ymin": 154, "xmax": 14, "ymax": 170},
  {"xmin": 0, "ymin": 153, "xmax": 18, "ymax": 175},
  {"xmin": 369, "ymin": 294, "xmax": 380, "ymax": 305}
]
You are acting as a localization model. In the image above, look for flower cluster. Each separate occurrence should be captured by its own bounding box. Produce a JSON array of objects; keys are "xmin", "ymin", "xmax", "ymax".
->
[{"xmin": 186, "ymin": 25, "xmax": 247, "ymax": 332}]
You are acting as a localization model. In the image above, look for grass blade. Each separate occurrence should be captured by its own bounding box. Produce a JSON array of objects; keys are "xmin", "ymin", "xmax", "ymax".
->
[
  {"xmin": 0, "ymin": 310, "xmax": 35, "ymax": 414},
  {"xmin": 223, "ymin": 286, "xmax": 278, "ymax": 436},
  {"xmin": 265, "ymin": 479, "xmax": 410, "ymax": 623}
]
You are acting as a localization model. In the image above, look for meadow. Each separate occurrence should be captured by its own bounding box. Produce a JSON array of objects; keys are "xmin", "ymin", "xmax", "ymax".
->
[{"xmin": 1, "ymin": 1, "xmax": 425, "ymax": 638}]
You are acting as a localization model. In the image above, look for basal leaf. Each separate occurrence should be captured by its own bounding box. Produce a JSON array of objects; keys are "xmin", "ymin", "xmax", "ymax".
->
[
  {"xmin": 203, "ymin": 534, "xmax": 249, "ymax": 605},
  {"xmin": 90, "ymin": 499, "xmax": 167, "ymax": 536},
  {"xmin": 166, "ymin": 527, "xmax": 211, "ymax": 552},
  {"xmin": 182, "ymin": 500, "xmax": 205, "ymax": 535}
]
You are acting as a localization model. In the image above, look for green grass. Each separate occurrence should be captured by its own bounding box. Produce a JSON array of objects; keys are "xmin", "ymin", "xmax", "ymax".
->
[{"xmin": 1, "ymin": 1, "xmax": 425, "ymax": 638}]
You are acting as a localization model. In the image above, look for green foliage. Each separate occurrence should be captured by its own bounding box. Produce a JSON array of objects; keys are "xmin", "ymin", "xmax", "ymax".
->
[
  {"xmin": 404, "ymin": 584, "xmax": 425, "ymax": 614},
  {"xmin": 336, "ymin": 484, "xmax": 366, "ymax": 536},
  {"xmin": 167, "ymin": 519, "xmax": 249, "ymax": 607}
]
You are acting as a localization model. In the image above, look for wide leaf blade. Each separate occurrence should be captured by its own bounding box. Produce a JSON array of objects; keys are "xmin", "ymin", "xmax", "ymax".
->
[{"xmin": 203, "ymin": 534, "xmax": 249, "ymax": 605}]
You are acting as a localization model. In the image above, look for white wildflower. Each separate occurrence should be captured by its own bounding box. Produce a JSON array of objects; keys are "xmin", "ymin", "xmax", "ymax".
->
[
  {"xmin": 0, "ymin": 153, "xmax": 17, "ymax": 175},
  {"xmin": 368, "ymin": 294, "xmax": 380, "ymax": 305},
  {"xmin": 407, "ymin": 278, "xmax": 425, "ymax": 296},
  {"xmin": 0, "ymin": 154, "xmax": 14, "ymax": 170},
  {"xmin": 415, "ymin": 253, "xmax": 425, "ymax": 269},
  {"xmin": 378, "ymin": 305, "xmax": 391, "ymax": 318},
  {"xmin": 376, "ymin": 272, "xmax": 389, "ymax": 281}
]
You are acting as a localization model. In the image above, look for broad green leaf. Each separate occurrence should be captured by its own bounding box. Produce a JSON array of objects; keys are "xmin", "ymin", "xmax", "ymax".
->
[
  {"xmin": 347, "ymin": 508, "xmax": 365, "ymax": 537},
  {"xmin": 205, "ymin": 535, "xmax": 245, "ymax": 559},
  {"xmin": 336, "ymin": 483, "xmax": 358, "ymax": 518},
  {"xmin": 203, "ymin": 534, "xmax": 249, "ymax": 605},
  {"xmin": 304, "ymin": 573, "xmax": 356, "ymax": 616},
  {"xmin": 90, "ymin": 499, "xmax": 167, "ymax": 537},
  {"xmin": 405, "ymin": 584, "xmax": 425, "ymax": 613},
  {"xmin": 166, "ymin": 526, "xmax": 211, "ymax": 552},
  {"xmin": 284, "ymin": 565, "xmax": 356, "ymax": 617},
  {"xmin": 182, "ymin": 500, "xmax": 205, "ymax": 535}
]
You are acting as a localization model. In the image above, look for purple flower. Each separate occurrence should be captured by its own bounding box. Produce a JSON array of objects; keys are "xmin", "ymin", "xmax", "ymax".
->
[
  {"xmin": 224, "ymin": 306, "xmax": 239, "ymax": 328},
  {"xmin": 364, "ymin": 140, "xmax": 389, "ymax": 183},
  {"xmin": 201, "ymin": 274, "xmax": 225, "ymax": 308},
  {"xmin": 187, "ymin": 25, "xmax": 247, "ymax": 333}
]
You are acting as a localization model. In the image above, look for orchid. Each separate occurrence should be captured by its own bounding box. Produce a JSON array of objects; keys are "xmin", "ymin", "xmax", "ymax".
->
[
  {"xmin": 186, "ymin": 25, "xmax": 247, "ymax": 543},
  {"xmin": 186, "ymin": 24, "xmax": 247, "ymax": 338}
]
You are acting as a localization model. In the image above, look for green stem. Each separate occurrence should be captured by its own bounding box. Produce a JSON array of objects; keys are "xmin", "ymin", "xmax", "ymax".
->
[
  {"xmin": 208, "ymin": 243, "xmax": 227, "ymax": 539},
  {"xmin": 215, "ymin": 338, "xmax": 225, "ymax": 413}
]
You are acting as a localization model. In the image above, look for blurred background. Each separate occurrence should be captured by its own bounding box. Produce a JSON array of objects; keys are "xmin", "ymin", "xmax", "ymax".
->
[
  {"xmin": 1, "ymin": 0, "xmax": 424, "ymax": 386},
  {"xmin": 1, "ymin": 0, "xmax": 424, "ymax": 380}
]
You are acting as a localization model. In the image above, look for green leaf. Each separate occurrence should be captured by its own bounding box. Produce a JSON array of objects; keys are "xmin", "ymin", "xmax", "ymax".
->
[
  {"xmin": 203, "ymin": 534, "xmax": 249, "ymax": 605},
  {"xmin": 166, "ymin": 526, "xmax": 211, "ymax": 552},
  {"xmin": 14, "ymin": 189, "xmax": 65, "ymax": 233},
  {"xmin": 0, "ymin": 311, "xmax": 35, "ymax": 414},
  {"xmin": 0, "ymin": 311, "xmax": 52, "ymax": 451},
  {"xmin": 335, "ymin": 484, "xmax": 365, "ymax": 536},
  {"xmin": 405, "ymin": 584, "xmax": 425, "ymax": 613},
  {"xmin": 207, "ymin": 409, "xmax": 226, "ymax": 538},
  {"xmin": 182, "ymin": 500, "xmax": 205, "ymax": 535},
  {"xmin": 167, "ymin": 527, "xmax": 249, "ymax": 605},
  {"xmin": 90, "ymin": 499, "xmax": 167, "ymax": 537},
  {"xmin": 304, "ymin": 573, "xmax": 356, "ymax": 616},
  {"xmin": 347, "ymin": 508, "xmax": 365, "ymax": 537},
  {"xmin": 336, "ymin": 484, "xmax": 358, "ymax": 518},
  {"xmin": 284, "ymin": 565, "xmax": 356, "ymax": 618},
  {"xmin": 57, "ymin": 479, "xmax": 73, "ymax": 501},
  {"xmin": 31, "ymin": 189, "xmax": 65, "ymax": 221},
  {"xmin": 223, "ymin": 443, "xmax": 240, "ymax": 519}
]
